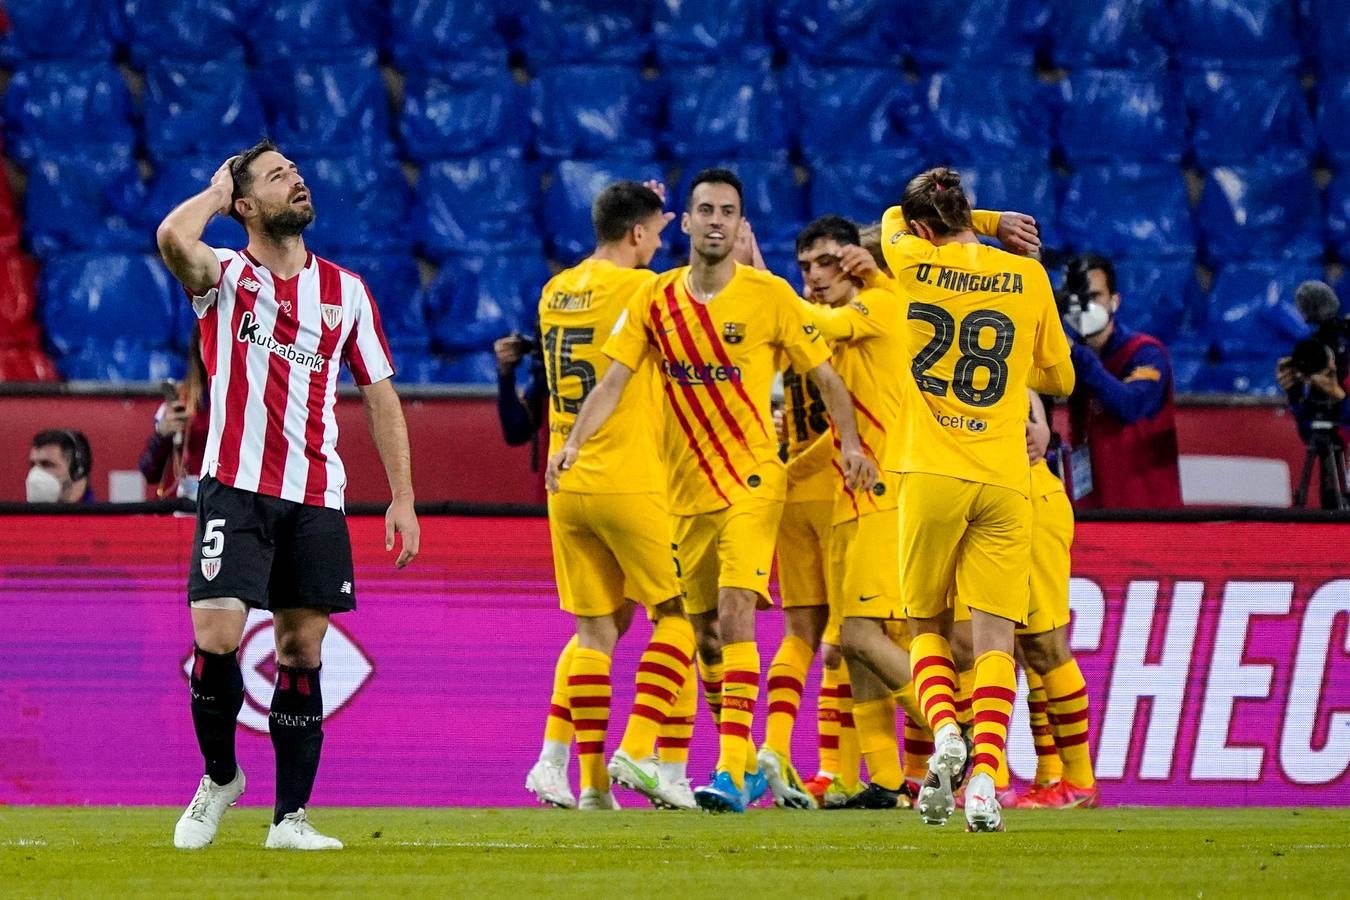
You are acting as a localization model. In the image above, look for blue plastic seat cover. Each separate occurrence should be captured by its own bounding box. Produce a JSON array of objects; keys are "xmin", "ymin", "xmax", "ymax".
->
[
  {"xmin": 1059, "ymin": 164, "xmax": 1195, "ymax": 259},
  {"xmin": 1058, "ymin": 69, "xmax": 1185, "ymax": 165},
  {"xmin": 40, "ymin": 253, "xmax": 177, "ymax": 355},
  {"xmin": 425, "ymin": 251, "xmax": 549, "ymax": 354},
  {"xmin": 542, "ymin": 159, "xmax": 665, "ymax": 262},
  {"xmin": 1170, "ymin": 0, "xmax": 1302, "ymax": 71},
  {"xmin": 293, "ymin": 156, "xmax": 412, "ymax": 254},
  {"xmin": 664, "ymin": 64, "xmax": 789, "ymax": 160},
  {"xmin": 651, "ymin": 0, "xmax": 770, "ymax": 64},
  {"xmin": 24, "ymin": 147, "xmax": 149, "ymax": 257},
  {"xmin": 387, "ymin": 0, "xmax": 508, "ymax": 70},
  {"xmin": 518, "ymin": 1, "xmax": 649, "ymax": 64},
  {"xmin": 4, "ymin": 61, "xmax": 137, "ymax": 165},
  {"xmin": 142, "ymin": 55, "xmax": 267, "ymax": 162},
  {"xmin": 1195, "ymin": 156, "xmax": 1324, "ymax": 263},
  {"xmin": 260, "ymin": 56, "xmax": 393, "ymax": 159},
  {"xmin": 1185, "ymin": 70, "xmax": 1317, "ymax": 167},
  {"xmin": 1044, "ymin": 0, "xmax": 1172, "ymax": 70},
  {"xmin": 414, "ymin": 155, "xmax": 540, "ymax": 258},
  {"xmin": 400, "ymin": 63, "xmax": 530, "ymax": 161},
  {"xmin": 531, "ymin": 66, "xmax": 658, "ymax": 160}
]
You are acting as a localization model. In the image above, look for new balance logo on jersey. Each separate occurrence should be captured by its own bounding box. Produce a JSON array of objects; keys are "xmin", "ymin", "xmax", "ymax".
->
[
  {"xmin": 236, "ymin": 310, "xmax": 324, "ymax": 371},
  {"xmin": 340, "ymin": 581, "xmax": 352, "ymax": 595},
  {"xmin": 663, "ymin": 359, "xmax": 743, "ymax": 386},
  {"xmin": 238, "ymin": 276, "xmax": 263, "ymax": 293}
]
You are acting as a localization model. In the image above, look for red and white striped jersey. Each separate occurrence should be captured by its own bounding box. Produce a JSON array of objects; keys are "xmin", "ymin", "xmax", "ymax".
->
[{"xmin": 190, "ymin": 247, "xmax": 394, "ymax": 511}]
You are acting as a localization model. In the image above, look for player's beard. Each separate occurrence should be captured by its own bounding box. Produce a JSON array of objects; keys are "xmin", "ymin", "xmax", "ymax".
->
[{"xmin": 261, "ymin": 202, "xmax": 315, "ymax": 241}]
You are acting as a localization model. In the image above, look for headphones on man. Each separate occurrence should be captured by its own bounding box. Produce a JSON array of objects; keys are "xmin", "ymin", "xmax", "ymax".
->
[{"xmin": 59, "ymin": 429, "xmax": 92, "ymax": 482}]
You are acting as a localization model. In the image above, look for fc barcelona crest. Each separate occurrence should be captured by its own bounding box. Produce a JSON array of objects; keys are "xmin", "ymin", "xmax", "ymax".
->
[
  {"xmin": 321, "ymin": 303, "xmax": 343, "ymax": 329},
  {"xmin": 200, "ymin": 558, "xmax": 221, "ymax": 582},
  {"xmin": 723, "ymin": 322, "xmax": 745, "ymax": 344}
]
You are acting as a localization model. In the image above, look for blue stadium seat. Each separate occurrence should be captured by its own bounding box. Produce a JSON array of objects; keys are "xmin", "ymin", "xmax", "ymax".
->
[
  {"xmin": 442, "ymin": 351, "xmax": 498, "ymax": 384},
  {"xmin": 121, "ymin": 0, "xmax": 245, "ymax": 65},
  {"xmin": 916, "ymin": 68, "xmax": 1054, "ymax": 162},
  {"xmin": 1185, "ymin": 71, "xmax": 1317, "ymax": 168},
  {"xmin": 1181, "ymin": 360, "xmax": 1282, "ymax": 397},
  {"xmin": 675, "ymin": 158, "xmax": 806, "ymax": 255},
  {"xmin": 387, "ymin": 0, "xmax": 508, "ymax": 70},
  {"xmin": 1303, "ymin": 0, "xmax": 1350, "ymax": 75},
  {"xmin": 246, "ymin": 0, "xmax": 382, "ymax": 62},
  {"xmin": 664, "ymin": 64, "xmax": 788, "ymax": 160},
  {"xmin": 760, "ymin": 251, "xmax": 805, "ymax": 296},
  {"xmin": 294, "ymin": 156, "xmax": 412, "ymax": 255},
  {"xmin": 901, "ymin": 0, "xmax": 1048, "ymax": 71},
  {"xmin": 144, "ymin": 157, "xmax": 248, "ymax": 250},
  {"xmin": 807, "ymin": 148, "xmax": 925, "ymax": 227},
  {"xmin": 1059, "ymin": 164, "xmax": 1194, "ymax": 259},
  {"xmin": 1317, "ymin": 73, "xmax": 1350, "ymax": 168},
  {"xmin": 517, "ymin": 1, "xmax": 649, "ymax": 64},
  {"xmin": 58, "ymin": 343, "xmax": 185, "ymax": 383},
  {"xmin": 542, "ymin": 159, "xmax": 665, "ymax": 262},
  {"xmin": 24, "ymin": 148, "xmax": 149, "ymax": 257},
  {"xmin": 531, "ymin": 66, "xmax": 658, "ymax": 160},
  {"xmin": 39, "ymin": 253, "xmax": 177, "ymax": 357},
  {"xmin": 1207, "ymin": 261, "xmax": 1321, "ymax": 361},
  {"xmin": 0, "ymin": 0, "xmax": 120, "ymax": 63},
  {"xmin": 424, "ymin": 252, "xmax": 550, "ymax": 354},
  {"xmin": 1044, "ymin": 0, "xmax": 1172, "ymax": 70},
  {"xmin": 399, "ymin": 64, "xmax": 530, "ymax": 162},
  {"xmin": 414, "ymin": 155, "xmax": 540, "ymax": 259},
  {"xmin": 1328, "ymin": 169, "xmax": 1350, "ymax": 262},
  {"xmin": 1195, "ymin": 157, "xmax": 1323, "ymax": 264},
  {"xmin": 1170, "ymin": 0, "xmax": 1301, "ymax": 71},
  {"xmin": 788, "ymin": 65, "xmax": 915, "ymax": 165},
  {"xmin": 260, "ymin": 57, "xmax": 392, "ymax": 160},
  {"xmin": 1112, "ymin": 258, "xmax": 1197, "ymax": 346},
  {"xmin": 142, "ymin": 56, "xmax": 267, "ymax": 163},
  {"xmin": 771, "ymin": 0, "xmax": 902, "ymax": 66},
  {"xmin": 1058, "ymin": 69, "xmax": 1185, "ymax": 165},
  {"xmin": 955, "ymin": 164, "xmax": 1060, "ymax": 251},
  {"xmin": 3, "ymin": 61, "xmax": 137, "ymax": 165},
  {"xmin": 652, "ymin": 0, "xmax": 771, "ymax": 65},
  {"xmin": 342, "ymin": 253, "xmax": 429, "ymax": 353}
]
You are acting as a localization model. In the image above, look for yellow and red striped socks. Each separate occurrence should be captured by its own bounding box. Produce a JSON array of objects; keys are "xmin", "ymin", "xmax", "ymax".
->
[
  {"xmin": 816, "ymin": 664, "xmax": 842, "ymax": 777},
  {"xmin": 619, "ymin": 617, "xmax": 696, "ymax": 761},
  {"xmin": 853, "ymin": 696, "xmax": 902, "ymax": 792},
  {"xmin": 764, "ymin": 635, "xmax": 813, "ymax": 757},
  {"xmin": 836, "ymin": 665, "xmax": 862, "ymax": 790},
  {"xmin": 657, "ymin": 657, "xmax": 698, "ymax": 782},
  {"xmin": 909, "ymin": 633, "xmax": 959, "ymax": 737},
  {"xmin": 954, "ymin": 665, "xmax": 976, "ymax": 730},
  {"xmin": 970, "ymin": 650, "xmax": 1016, "ymax": 780},
  {"xmin": 895, "ymin": 681, "xmax": 933, "ymax": 781},
  {"xmin": 698, "ymin": 656, "xmax": 724, "ymax": 724},
  {"xmin": 567, "ymin": 647, "xmax": 612, "ymax": 791},
  {"xmin": 1026, "ymin": 668, "xmax": 1064, "ymax": 785},
  {"xmin": 541, "ymin": 636, "xmax": 577, "ymax": 761},
  {"xmin": 715, "ymin": 641, "xmax": 759, "ymax": 788},
  {"xmin": 1044, "ymin": 659, "xmax": 1095, "ymax": 787}
]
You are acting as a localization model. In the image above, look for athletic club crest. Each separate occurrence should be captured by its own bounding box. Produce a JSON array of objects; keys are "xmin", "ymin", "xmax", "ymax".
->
[
  {"xmin": 200, "ymin": 558, "xmax": 221, "ymax": 581},
  {"xmin": 723, "ymin": 322, "xmax": 745, "ymax": 344},
  {"xmin": 320, "ymin": 303, "xmax": 343, "ymax": 329}
]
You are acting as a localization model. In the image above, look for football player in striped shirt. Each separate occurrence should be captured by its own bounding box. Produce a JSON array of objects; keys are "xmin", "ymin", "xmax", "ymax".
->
[
  {"xmin": 157, "ymin": 140, "xmax": 419, "ymax": 850},
  {"xmin": 548, "ymin": 169, "xmax": 876, "ymax": 812},
  {"xmin": 880, "ymin": 167, "xmax": 1073, "ymax": 832}
]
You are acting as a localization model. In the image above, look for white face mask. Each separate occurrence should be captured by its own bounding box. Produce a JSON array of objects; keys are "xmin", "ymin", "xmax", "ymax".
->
[
  {"xmin": 26, "ymin": 466, "xmax": 62, "ymax": 503},
  {"xmin": 1066, "ymin": 301, "xmax": 1112, "ymax": 339}
]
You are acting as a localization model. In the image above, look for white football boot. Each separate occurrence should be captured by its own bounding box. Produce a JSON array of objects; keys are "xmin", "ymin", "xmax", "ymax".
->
[
  {"xmin": 964, "ymin": 771, "xmax": 1006, "ymax": 833},
  {"xmin": 916, "ymin": 726, "xmax": 967, "ymax": 826},
  {"xmin": 264, "ymin": 808, "xmax": 343, "ymax": 850},
  {"xmin": 526, "ymin": 758, "xmax": 577, "ymax": 809},
  {"xmin": 173, "ymin": 768, "xmax": 245, "ymax": 849},
  {"xmin": 577, "ymin": 787, "xmax": 622, "ymax": 810}
]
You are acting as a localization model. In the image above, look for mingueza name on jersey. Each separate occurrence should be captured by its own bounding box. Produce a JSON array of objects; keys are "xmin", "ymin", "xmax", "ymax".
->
[
  {"xmin": 663, "ymin": 360, "xmax": 743, "ymax": 386},
  {"xmin": 933, "ymin": 411, "xmax": 989, "ymax": 433},
  {"xmin": 914, "ymin": 264, "xmax": 1024, "ymax": 294},
  {"xmin": 547, "ymin": 289, "xmax": 593, "ymax": 311},
  {"xmin": 237, "ymin": 310, "xmax": 324, "ymax": 372}
]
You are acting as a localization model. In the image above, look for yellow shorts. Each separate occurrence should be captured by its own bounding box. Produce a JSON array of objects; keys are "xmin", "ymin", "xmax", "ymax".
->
[
  {"xmin": 674, "ymin": 470, "xmax": 786, "ymax": 616},
  {"xmin": 1021, "ymin": 488, "xmax": 1074, "ymax": 635},
  {"xmin": 776, "ymin": 500, "xmax": 832, "ymax": 609},
  {"xmin": 548, "ymin": 491, "xmax": 681, "ymax": 618},
  {"xmin": 899, "ymin": 472, "xmax": 1032, "ymax": 624},
  {"xmin": 831, "ymin": 507, "xmax": 904, "ymax": 624}
]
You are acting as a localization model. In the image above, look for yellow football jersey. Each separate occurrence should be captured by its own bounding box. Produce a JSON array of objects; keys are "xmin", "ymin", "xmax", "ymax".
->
[
  {"xmin": 605, "ymin": 262, "xmax": 831, "ymax": 516},
  {"xmin": 1031, "ymin": 457, "xmax": 1066, "ymax": 498},
  {"xmin": 782, "ymin": 361, "xmax": 835, "ymax": 503},
  {"xmin": 540, "ymin": 258, "xmax": 664, "ymax": 494},
  {"xmin": 880, "ymin": 207, "xmax": 1071, "ymax": 496},
  {"xmin": 809, "ymin": 284, "xmax": 906, "ymax": 524}
]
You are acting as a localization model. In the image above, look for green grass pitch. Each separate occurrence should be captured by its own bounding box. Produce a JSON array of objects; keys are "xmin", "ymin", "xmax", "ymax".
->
[{"xmin": 3, "ymin": 807, "xmax": 1349, "ymax": 898}]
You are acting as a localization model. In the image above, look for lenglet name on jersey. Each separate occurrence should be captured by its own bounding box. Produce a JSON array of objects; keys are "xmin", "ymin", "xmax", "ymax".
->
[
  {"xmin": 236, "ymin": 310, "xmax": 324, "ymax": 372},
  {"xmin": 546, "ymin": 290, "xmax": 593, "ymax": 311},
  {"xmin": 915, "ymin": 264, "xmax": 1024, "ymax": 295},
  {"xmin": 663, "ymin": 359, "xmax": 743, "ymax": 386}
]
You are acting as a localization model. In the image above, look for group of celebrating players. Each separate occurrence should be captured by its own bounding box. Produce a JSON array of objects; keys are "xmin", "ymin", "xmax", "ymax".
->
[{"xmin": 524, "ymin": 165, "xmax": 1100, "ymax": 832}]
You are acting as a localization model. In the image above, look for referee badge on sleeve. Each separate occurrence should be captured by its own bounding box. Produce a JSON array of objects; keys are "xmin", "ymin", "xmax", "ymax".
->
[{"xmin": 321, "ymin": 303, "xmax": 343, "ymax": 329}]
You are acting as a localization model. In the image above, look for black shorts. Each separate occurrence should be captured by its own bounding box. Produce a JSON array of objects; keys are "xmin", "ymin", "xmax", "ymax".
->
[{"xmin": 187, "ymin": 476, "xmax": 356, "ymax": 612}]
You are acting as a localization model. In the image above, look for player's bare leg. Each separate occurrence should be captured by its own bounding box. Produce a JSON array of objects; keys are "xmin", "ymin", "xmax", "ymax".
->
[
  {"xmin": 175, "ymin": 603, "xmax": 249, "ymax": 849},
  {"xmin": 1018, "ymin": 625, "xmax": 1098, "ymax": 808},
  {"xmin": 759, "ymin": 604, "xmax": 826, "ymax": 809},
  {"xmin": 689, "ymin": 609, "xmax": 724, "ymax": 723},
  {"xmin": 694, "ymin": 587, "xmax": 761, "ymax": 812}
]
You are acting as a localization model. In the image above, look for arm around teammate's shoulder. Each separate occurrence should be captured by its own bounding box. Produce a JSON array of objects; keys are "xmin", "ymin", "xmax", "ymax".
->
[{"xmin": 156, "ymin": 157, "xmax": 236, "ymax": 296}]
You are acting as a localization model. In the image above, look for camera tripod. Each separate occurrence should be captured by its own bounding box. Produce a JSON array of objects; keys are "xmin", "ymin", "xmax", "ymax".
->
[{"xmin": 1293, "ymin": 422, "xmax": 1349, "ymax": 510}]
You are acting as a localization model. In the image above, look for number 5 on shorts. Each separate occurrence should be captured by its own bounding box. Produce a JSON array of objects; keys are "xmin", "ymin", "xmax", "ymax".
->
[{"xmin": 202, "ymin": 519, "xmax": 226, "ymax": 558}]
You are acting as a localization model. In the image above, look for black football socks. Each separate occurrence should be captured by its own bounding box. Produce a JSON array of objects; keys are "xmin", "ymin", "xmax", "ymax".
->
[
  {"xmin": 189, "ymin": 645, "xmax": 245, "ymax": 787},
  {"xmin": 269, "ymin": 663, "xmax": 324, "ymax": 824}
]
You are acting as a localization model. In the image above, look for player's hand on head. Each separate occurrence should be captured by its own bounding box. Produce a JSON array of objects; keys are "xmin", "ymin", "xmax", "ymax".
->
[
  {"xmin": 386, "ymin": 495, "xmax": 420, "ymax": 569},
  {"xmin": 545, "ymin": 447, "xmax": 578, "ymax": 494},
  {"xmin": 836, "ymin": 245, "xmax": 879, "ymax": 282},
  {"xmin": 996, "ymin": 211, "xmax": 1040, "ymax": 256},
  {"xmin": 642, "ymin": 179, "xmax": 668, "ymax": 205},
  {"xmin": 210, "ymin": 156, "xmax": 239, "ymax": 215}
]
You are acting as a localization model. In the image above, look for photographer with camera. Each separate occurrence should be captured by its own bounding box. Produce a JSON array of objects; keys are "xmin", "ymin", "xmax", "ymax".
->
[
  {"xmin": 1276, "ymin": 280, "xmax": 1350, "ymax": 509},
  {"xmin": 1059, "ymin": 253, "xmax": 1183, "ymax": 509}
]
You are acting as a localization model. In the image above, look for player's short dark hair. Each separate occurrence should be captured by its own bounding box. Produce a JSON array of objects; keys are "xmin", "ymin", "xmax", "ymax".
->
[
  {"xmin": 592, "ymin": 181, "xmax": 665, "ymax": 244},
  {"xmin": 228, "ymin": 138, "xmax": 281, "ymax": 223},
  {"xmin": 31, "ymin": 429, "xmax": 92, "ymax": 481},
  {"xmin": 796, "ymin": 215, "xmax": 860, "ymax": 255},
  {"xmin": 1073, "ymin": 252, "xmax": 1117, "ymax": 295},
  {"xmin": 900, "ymin": 165, "xmax": 974, "ymax": 237},
  {"xmin": 687, "ymin": 168, "xmax": 744, "ymax": 208}
]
